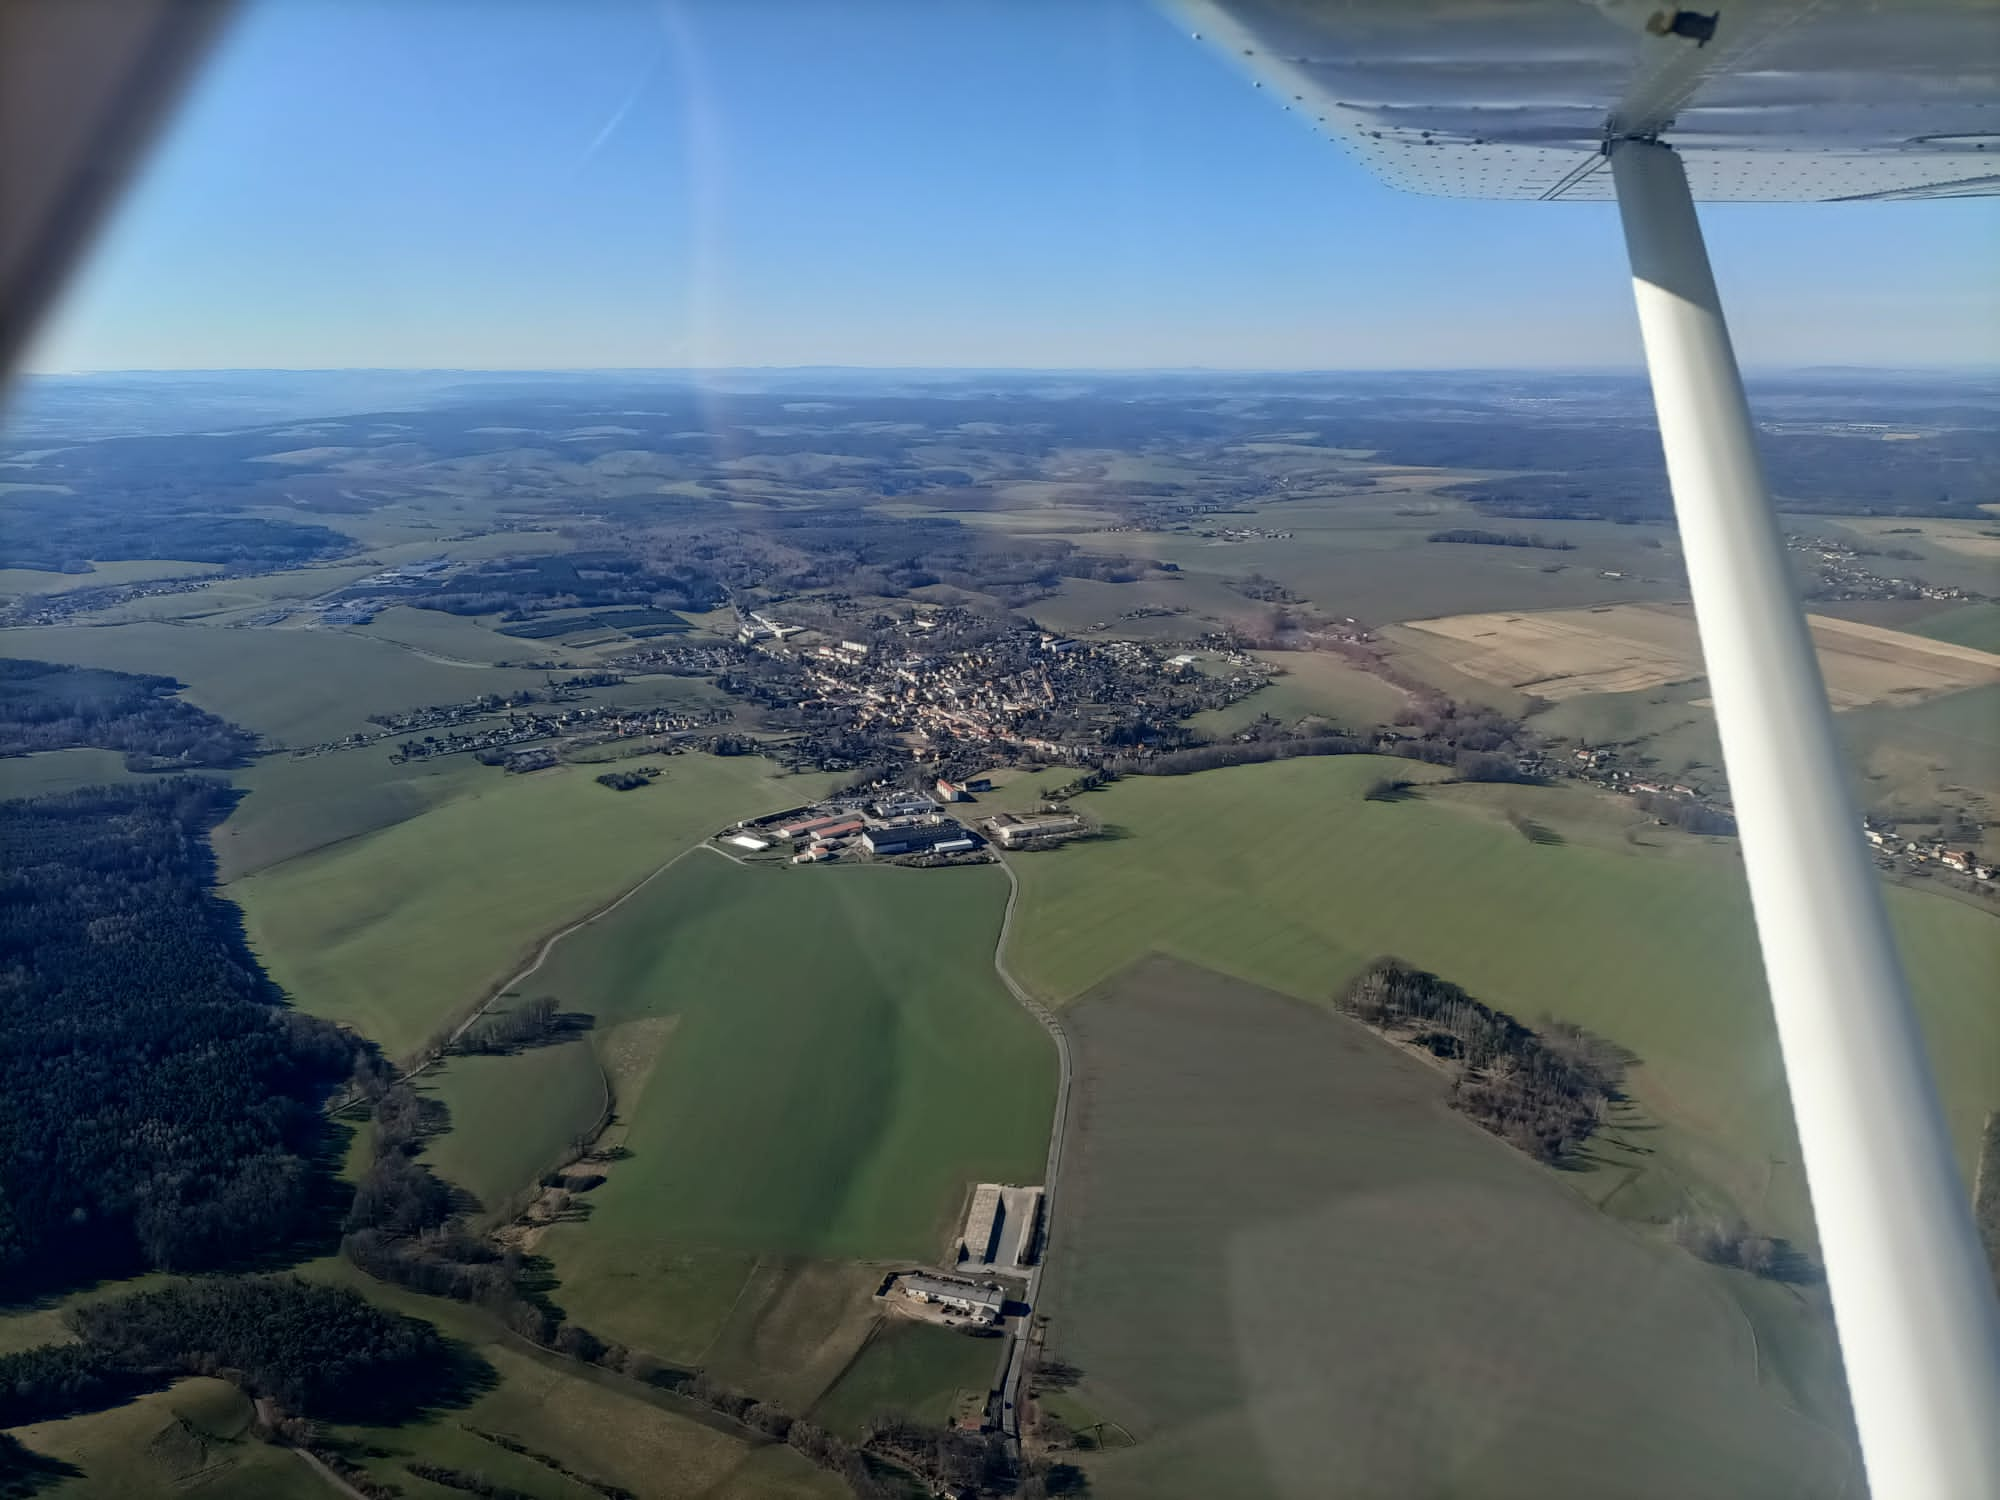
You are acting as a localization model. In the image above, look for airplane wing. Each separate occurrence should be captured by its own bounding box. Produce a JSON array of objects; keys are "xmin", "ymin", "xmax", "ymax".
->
[{"xmin": 1174, "ymin": 0, "xmax": 2000, "ymax": 200}]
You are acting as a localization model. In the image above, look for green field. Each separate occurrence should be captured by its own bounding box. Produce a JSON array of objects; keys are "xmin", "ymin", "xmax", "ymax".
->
[
  {"xmin": 1840, "ymin": 683, "xmax": 2000, "ymax": 831},
  {"xmin": 1188, "ymin": 650, "xmax": 1408, "ymax": 737},
  {"xmin": 232, "ymin": 756, "xmax": 832, "ymax": 1055},
  {"xmin": 519, "ymin": 858, "xmax": 1053, "ymax": 1396},
  {"xmin": 352, "ymin": 605, "xmax": 562, "ymax": 665},
  {"xmin": 420, "ymin": 1038, "xmax": 607, "ymax": 1217},
  {"xmin": 810, "ymin": 1321, "xmax": 1003, "ymax": 1439},
  {"xmin": 7, "ymin": 1378, "xmax": 327, "ymax": 1500},
  {"xmin": 0, "ymin": 558, "xmax": 224, "ymax": 596},
  {"xmin": 290, "ymin": 1258, "xmax": 844, "ymax": 1500},
  {"xmin": 1003, "ymin": 757, "xmax": 2000, "ymax": 1245},
  {"xmin": 0, "ymin": 747, "xmax": 156, "ymax": 801},
  {"xmin": 1914, "ymin": 602, "xmax": 2000, "ymax": 654},
  {"xmin": 1039, "ymin": 957, "xmax": 1859, "ymax": 1500},
  {"xmin": 1080, "ymin": 491, "xmax": 1686, "ymax": 628},
  {"xmin": 5, "ymin": 621, "xmax": 558, "ymax": 744},
  {"xmin": 213, "ymin": 744, "xmax": 496, "ymax": 881}
]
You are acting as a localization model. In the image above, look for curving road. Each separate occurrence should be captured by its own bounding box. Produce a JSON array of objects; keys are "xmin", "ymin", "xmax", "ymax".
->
[{"xmin": 989, "ymin": 852, "xmax": 1072, "ymax": 1442}]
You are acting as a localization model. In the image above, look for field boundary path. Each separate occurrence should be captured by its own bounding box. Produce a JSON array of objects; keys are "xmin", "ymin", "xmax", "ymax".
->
[{"xmin": 991, "ymin": 852, "xmax": 1073, "ymax": 1442}]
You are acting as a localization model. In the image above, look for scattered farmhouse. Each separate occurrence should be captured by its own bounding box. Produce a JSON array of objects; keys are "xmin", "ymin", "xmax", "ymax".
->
[{"xmin": 896, "ymin": 1273, "xmax": 1007, "ymax": 1326}]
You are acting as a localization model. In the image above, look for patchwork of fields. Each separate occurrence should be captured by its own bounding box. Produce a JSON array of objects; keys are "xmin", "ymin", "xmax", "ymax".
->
[
  {"xmin": 231, "ymin": 755, "xmax": 831, "ymax": 1056},
  {"xmin": 1397, "ymin": 602, "xmax": 2000, "ymax": 707},
  {"xmin": 1003, "ymin": 756, "xmax": 2000, "ymax": 1247},
  {"xmin": 1039, "ymin": 957, "xmax": 1859, "ymax": 1500}
]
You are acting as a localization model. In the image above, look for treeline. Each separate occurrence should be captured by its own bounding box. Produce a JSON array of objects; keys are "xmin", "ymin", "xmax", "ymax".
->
[
  {"xmin": 1337, "ymin": 960, "xmax": 1623, "ymax": 1163},
  {"xmin": 1428, "ymin": 528, "xmax": 1574, "ymax": 551},
  {"xmin": 453, "ymin": 996, "xmax": 569, "ymax": 1055},
  {"xmin": 0, "ymin": 493, "xmax": 350, "ymax": 572},
  {"xmin": 0, "ymin": 780, "xmax": 356, "ymax": 1293},
  {"xmin": 594, "ymin": 767, "xmax": 658, "ymax": 791},
  {"xmin": 1102, "ymin": 698, "xmax": 1538, "ymax": 785},
  {"xmin": 405, "ymin": 551, "xmax": 727, "ymax": 618},
  {"xmin": 0, "ymin": 658, "xmax": 255, "ymax": 768},
  {"xmin": 0, "ymin": 1277, "xmax": 469, "ymax": 1428}
]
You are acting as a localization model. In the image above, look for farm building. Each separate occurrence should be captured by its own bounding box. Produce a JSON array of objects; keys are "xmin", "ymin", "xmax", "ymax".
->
[
  {"xmin": 725, "ymin": 833, "xmax": 771, "ymax": 852},
  {"xmin": 961, "ymin": 1183, "xmax": 1045, "ymax": 1268},
  {"xmin": 900, "ymin": 1274, "xmax": 1006, "ymax": 1325},
  {"xmin": 777, "ymin": 814, "xmax": 846, "ymax": 839},
  {"xmin": 863, "ymin": 821, "xmax": 969, "ymax": 857},
  {"xmin": 988, "ymin": 813, "xmax": 1083, "ymax": 848},
  {"xmin": 961, "ymin": 1184, "xmax": 1004, "ymax": 1264}
]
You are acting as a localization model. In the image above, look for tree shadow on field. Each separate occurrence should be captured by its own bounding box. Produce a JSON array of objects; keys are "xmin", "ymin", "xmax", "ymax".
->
[{"xmin": 0, "ymin": 1435, "xmax": 81, "ymax": 1499}]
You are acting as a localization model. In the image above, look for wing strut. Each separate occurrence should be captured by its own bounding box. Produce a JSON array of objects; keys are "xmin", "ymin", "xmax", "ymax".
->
[{"xmin": 1610, "ymin": 137, "xmax": 2000, "ymax": 1500}]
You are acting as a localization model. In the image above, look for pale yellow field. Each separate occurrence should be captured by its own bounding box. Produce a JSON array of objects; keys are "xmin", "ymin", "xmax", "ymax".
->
[{"xmin": 1399, "ymin": 602, "xmax": 2000, "ymax": 708}]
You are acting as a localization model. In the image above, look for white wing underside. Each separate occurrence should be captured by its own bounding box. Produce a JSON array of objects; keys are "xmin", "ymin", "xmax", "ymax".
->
[{"xmin": 1176, "ymin": 0, "xmax": 2000, "ymax": 201}]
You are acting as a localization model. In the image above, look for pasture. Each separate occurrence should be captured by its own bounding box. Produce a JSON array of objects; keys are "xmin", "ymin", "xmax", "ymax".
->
[
  {"xmin": 1037, "ymin": 957, "xmax": 1859, "ymax": 1500},
  {"xmin": 5, "ymin": 620, "xmax": 557, "ymax": 743},
  {"xmin": 1003, "ymin": 756, "xmax": 2000, "ymax": 1247},
  {"xmin": 520, "ymin": 858, "xmax": 1053, "ymax": 1399},
  {"xmin": 1396, "ymin": 602, "xmax": 2000, "ymax": 707},
  {"xmin": 231, "ymin": 756, "xmax": 830, "ymax": 1056}
]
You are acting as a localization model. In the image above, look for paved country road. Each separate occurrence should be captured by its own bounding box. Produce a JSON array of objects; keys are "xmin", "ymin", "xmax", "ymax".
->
[{"xmin": 990, "ymin": 852, "xmax": 1073, "ymax": 1442}]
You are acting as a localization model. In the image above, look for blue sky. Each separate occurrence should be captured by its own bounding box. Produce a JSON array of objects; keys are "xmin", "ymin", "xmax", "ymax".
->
[{"xmin": 28, "ymin": 0, "xmax": 1999, "ymax": 372}]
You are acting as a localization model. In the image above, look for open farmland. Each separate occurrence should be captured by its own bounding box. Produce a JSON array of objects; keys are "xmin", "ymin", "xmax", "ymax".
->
[
  {"xmin": 231, "ymin": 756, "xmax": 831, "ymax": 1055},
  {"xmin": 519, "ymin": 858, "xmax": 1053, "ymax": 1404},
  {"xmin": 1393, "ymin": 602, "xmax": 2000, "ymax": 707},
  {"xmin": 5, "ymin": 619, "xmax": 560, "ymax": 743},
  {"xmin": 1037, "ymin": 957, "xmax": 1859, "ymax": 1500},
  {"xmin": 6, "ymin": 1378, "xmax": 326, "ymax": 1500},
  {"xmin": 288, "ymin": 1258, "xmax": 845, "ymax": 1500},
  {"xmin": 1004, "ymin": 757, "xmax": 2000, "ymax": 1248}
]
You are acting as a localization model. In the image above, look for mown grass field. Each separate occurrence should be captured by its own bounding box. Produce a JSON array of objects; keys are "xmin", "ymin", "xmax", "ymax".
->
[
  {"xmin": 6, "ymin": 620, "xmax": 557, "ymax": 743},
  {"xmin": 1003, "ymin": 756, "xmax": 2000, "ymax": 1246},
  {"xmin": 231, "ymin": 756, "xmax": 831, "ymax": 1055},
  {"xmin": 521, "ymin": 858, "xmax": 1054, "ymax": 1399},
  {"xmin": 1039, "ymin": 957, "xmax": 1859, "ymax": 1500},
  {"xmin": 811, "ymin": 1321, "xmax": 1003, "ymax": 1439}
]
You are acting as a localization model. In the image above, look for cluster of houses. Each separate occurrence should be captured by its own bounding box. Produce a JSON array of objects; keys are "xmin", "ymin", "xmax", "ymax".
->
[{"xmin": 1864, "ymin": 825, "xmax": 1994, "ymax": 882}]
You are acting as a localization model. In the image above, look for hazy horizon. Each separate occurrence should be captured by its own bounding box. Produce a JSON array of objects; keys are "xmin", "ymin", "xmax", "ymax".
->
[{"xmin": 25, "ymin": 0, "xmax": 1997, "ymax": 376}]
